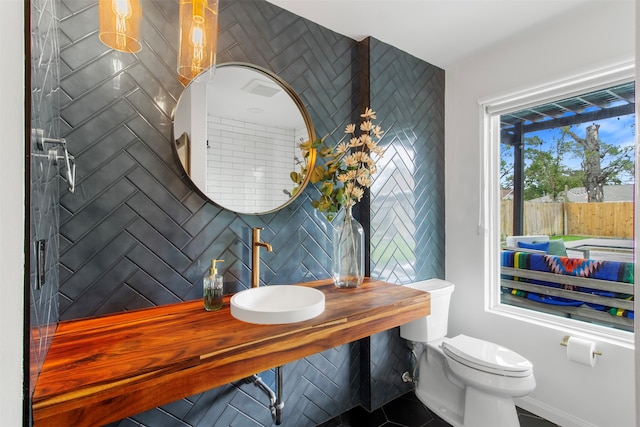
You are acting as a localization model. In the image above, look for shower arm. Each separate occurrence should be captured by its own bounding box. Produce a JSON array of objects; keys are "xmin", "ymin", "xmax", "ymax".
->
[{"xmin": 32, "ymin": 129, "xmax": 77, "ymax": 193}]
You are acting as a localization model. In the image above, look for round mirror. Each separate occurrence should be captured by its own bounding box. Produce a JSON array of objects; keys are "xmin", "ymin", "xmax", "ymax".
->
[{"xmin": 173, "ymin": 63, "xmax": 316, "ymax": 215}]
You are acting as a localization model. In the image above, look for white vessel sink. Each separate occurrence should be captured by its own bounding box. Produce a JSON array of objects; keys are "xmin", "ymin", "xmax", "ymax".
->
[{"xmin": 230, "ymin": 285, "xmax": 325, "ymax": 324}]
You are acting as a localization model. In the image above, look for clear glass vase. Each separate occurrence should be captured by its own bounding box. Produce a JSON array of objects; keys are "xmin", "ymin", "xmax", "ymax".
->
[{"xmin": 332, "ymin": 206, "xmax": 364, "ymax": 288}]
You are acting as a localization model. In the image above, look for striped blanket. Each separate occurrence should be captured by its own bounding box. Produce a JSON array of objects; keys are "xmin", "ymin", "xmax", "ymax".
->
[{"xmin": 501, "ymin": 250, "xmax": 634, "ymax": 319}]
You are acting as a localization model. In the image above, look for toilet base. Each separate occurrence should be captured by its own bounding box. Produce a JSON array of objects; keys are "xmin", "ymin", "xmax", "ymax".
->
[
  {"xmin": 414, "ymin": 342, "xmax": 525, "ymax": 427},
  {"xmin": 415, "ymin": 343, "xmax": 465, "ymax": 426},
  {"xmin": 416, "ymin": 382, "xmax": 522, "ymax": 427},
  {"xmin": 416, "ymin": 386, "xmax": 464, "ymax": 426},
  {"xmin": 463, "ymin": 385, "xmax": 520, "ymax": 427}
]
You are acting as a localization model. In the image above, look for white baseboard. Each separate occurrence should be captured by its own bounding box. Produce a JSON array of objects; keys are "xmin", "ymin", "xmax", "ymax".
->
[{"xmin": 515, "ymin": 396, "xmax": 598, "ymax": 427}]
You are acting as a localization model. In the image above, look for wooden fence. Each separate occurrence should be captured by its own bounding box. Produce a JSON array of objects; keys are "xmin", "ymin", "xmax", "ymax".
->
[{"xmin": 501, "ymin": 200, "xmax": 633, "ymax": 239}]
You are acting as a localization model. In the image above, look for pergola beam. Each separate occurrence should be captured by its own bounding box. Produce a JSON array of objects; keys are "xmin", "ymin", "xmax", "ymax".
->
[{"xmin": 501, "ymin": 103, "xmax": 635, "ymax": 145}]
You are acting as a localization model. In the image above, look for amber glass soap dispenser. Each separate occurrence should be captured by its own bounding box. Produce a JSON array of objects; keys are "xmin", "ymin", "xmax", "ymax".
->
[{"xmin": 203, "ymin": 259, "xmax": 224, "ymax": 311}]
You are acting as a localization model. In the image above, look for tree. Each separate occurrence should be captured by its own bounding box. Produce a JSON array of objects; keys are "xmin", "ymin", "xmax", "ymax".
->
[
  {"xmin": 500, "ymin": 143, "xmax": 513, "ymax": 190},
  {"xmin": 522, "ymin": 135, "xmax": 582, "ymax": 201},
  {"xmin": 563, "ymin": 123, "xmax": 634, "ymax": 202},
  {"xmin": 503, "ymin": 119, "xmax": 634, "ymax": 203}
]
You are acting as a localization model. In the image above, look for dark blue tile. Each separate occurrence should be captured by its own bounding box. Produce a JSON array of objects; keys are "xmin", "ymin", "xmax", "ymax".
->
[
  {"xmin": 60, "ymin": 150, "xmax": 137, "ymax": 213},
  {"xmin": 126, "ymin": 166, "xmax": 191, "ymax": 223},
  {"xmin": 125, "ymin": 141, "xmax": 191, "ymax": 203},
  {"xmin": 126, "ymin": 194, "xmax": 192, "ymax": 250},
  {"xmin": 60, "ymin": 179, "xmax": 136, "ymax": 242},
  {"xmin": 61, "ymin": 204, "xmax": 137, "ymax": 270},
  {"xmin": 75, "ymin": 125, "xmax": 138, "ymax": 173},
  {"xmin": 59, "ymin": 230, "xmax": 137, "ymax": 302},
  {"xmin": 60, "ymin": 256, "xmax": 137, "ymax": 319},
  {"xmin": 126, "ymin": 244, "xmax": 193, "ymax": 298},
  {"xmin": 126, "ymin": 270, "xmax": 184, "ymax": 306}
]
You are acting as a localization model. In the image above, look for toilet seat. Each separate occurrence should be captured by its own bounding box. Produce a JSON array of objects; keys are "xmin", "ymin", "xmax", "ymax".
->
[{"xmin": 442, "ymin": 334, "xmax": 533, "ymax": 378}]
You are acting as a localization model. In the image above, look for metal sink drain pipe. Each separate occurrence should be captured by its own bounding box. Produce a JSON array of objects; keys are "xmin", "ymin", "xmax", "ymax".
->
[{"xmin": 245, "ymin": 366, "xmax": 284, "ymax": 424}]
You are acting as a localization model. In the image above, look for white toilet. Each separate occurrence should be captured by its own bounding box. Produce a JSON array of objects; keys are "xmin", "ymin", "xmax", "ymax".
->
[{"xmin": 400, "ymin": 279, "xmax": 536, "ymax": 427}]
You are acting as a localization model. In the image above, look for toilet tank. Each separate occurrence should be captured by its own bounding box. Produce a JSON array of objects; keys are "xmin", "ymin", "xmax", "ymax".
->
[{"xmin": 400, "ymin": 279, "xmax": 454, "ymax": 343}]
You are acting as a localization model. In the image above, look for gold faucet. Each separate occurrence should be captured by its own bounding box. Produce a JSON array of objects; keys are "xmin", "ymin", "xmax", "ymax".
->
[{"xmin": 252, "ymin": 227, "xmax": 272, "ymax": 288}]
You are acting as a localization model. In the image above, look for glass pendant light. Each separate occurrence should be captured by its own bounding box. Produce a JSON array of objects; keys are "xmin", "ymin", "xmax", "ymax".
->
[
  {"xmin": 98, "ymin": 0, "xmax": 142, "ymax": 53},
  {"xmin": 178, "ymin": 0, "xmax": 219, "ymax": 83}
]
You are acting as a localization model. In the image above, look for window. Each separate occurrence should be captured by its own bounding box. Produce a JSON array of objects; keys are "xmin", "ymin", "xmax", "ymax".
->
[{"xmin": 482, "ymin": 63, "xmax": 635, "ymax": 338}]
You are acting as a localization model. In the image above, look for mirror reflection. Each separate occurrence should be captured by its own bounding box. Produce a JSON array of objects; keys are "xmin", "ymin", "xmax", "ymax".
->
[{"xmin": 173, "ymin": 63, "xmax": 315, "ymax": 214}]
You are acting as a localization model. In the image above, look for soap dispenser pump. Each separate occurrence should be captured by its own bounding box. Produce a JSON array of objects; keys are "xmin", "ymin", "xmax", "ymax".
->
[{"xmin": 204, "ymin": 259, "xmax": 224, "ymax": 311}]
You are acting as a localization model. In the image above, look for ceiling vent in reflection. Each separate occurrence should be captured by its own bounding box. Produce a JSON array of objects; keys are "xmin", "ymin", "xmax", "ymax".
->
[{"xmin": 242, "ymin": 79, "xmax": 281, "ymax": 97}]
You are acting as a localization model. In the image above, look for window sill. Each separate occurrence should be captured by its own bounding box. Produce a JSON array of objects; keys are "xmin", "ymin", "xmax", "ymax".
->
[{"xmin": 488, "ymin": 302, "xmax": 634, "ymax": 349}]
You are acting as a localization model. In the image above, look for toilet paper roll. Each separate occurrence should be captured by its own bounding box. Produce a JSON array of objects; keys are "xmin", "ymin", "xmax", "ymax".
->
[{"xmin": 566, "ymin": 336, "xmax": 597, "ymax": 367}]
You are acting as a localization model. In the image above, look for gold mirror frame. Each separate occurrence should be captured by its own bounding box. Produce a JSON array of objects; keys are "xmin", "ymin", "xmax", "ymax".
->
[{"xmin": 173, "ymin": 63, "xmax": 316, "ymax": 215}]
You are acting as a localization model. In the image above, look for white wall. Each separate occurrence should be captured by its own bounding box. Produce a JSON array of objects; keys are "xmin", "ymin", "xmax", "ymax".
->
[
  {"xmin": 206, "ymin": 116, "xmax": 297, "ymax": 213},
  {"xmin": 0, "ymin": 0, "xmax": 25, "ymax": 425},
  {"xmin": 445, "ymin": 2, "xmax": 636, "ymax": 426}
]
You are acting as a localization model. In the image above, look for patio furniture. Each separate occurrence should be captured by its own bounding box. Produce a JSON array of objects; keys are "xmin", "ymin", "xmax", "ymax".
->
[{"xmin": 501, "ymin": 249, "xmax": 634, "ymax": 331}]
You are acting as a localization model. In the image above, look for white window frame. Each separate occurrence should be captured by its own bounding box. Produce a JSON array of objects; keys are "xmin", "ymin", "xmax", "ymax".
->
[{"xmin": 480, "ymin": 60, "xmax": 636, "ymax": 346}]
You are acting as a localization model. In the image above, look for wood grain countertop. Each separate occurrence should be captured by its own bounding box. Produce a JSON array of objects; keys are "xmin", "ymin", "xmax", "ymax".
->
[{"xmin": 32, "ymin": 278, "xmax": 430, "ymax": 427}]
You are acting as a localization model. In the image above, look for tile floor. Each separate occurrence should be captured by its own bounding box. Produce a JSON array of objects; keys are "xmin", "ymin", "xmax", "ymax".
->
[{"xmin": 317, "ymin": 392, "xmax": 559, "ymax": 427}]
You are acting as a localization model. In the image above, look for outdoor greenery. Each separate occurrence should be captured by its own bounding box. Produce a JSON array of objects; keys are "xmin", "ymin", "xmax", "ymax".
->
[
  {"xmin": 521, "ymin": 134, "xmax": 583, "ymax": 201},
  {"xmin": 501, "ymin": 123, "xmax": 634, "ymax": 202},
  {"xmin": 550, "ymin": 235, "xmax": 588, "ymax": 242}
]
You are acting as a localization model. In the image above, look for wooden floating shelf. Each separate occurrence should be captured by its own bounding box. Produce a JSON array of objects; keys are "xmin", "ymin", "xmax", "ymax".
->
[{"xmin": 32, "ymin": 278, "xmax": 430, "ymax": 427}]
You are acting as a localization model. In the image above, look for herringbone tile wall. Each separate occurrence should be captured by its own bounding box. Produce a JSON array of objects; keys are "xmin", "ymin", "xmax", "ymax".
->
[
  {"xmin": 365, "ymin": 38, "xmax": 446, "ymax": 410},
  {"xmin": 56, "ymin": 0, "xmax": 358, "ymax": 320},
  {"xmin": 34, "ymin": 0, "xmax": 446, "ymax": 425},
  {"xmin": 369, "ymin": 39, "xmax": 445, "ymax": 284}
]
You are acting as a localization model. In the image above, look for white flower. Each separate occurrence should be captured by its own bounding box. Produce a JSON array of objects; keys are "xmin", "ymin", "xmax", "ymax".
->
[
  {"xmin": 348, "ymin": 137, "xmax": 364, "ymax": 148},
  {"xmin": 338, "ymin": 170, "xmax": 357, "ymax": 182},
  {"xmin": 361, "ymin": 107, "xmax": 376, "ymax": 120},
  {"xmin": 356, "ymin": 174, "xmax": 372, "ymax": 188},
  {"xmin": 350, "ymin": 185, "xmax": 365, "ymax": 201},
  {"xmin": 360, "ymin": 120, "xmax": 374, "ymax": 133},
  {"xmin": 344, "ymin": 154, "xmax": 359, "ymax": 168},
  {"xmin": 337, "ymin": 173, "xmax": 349, "ymax": 182},
  {"xmin": 335, "ymin": 141, "xmax": 349, "ymax": 154},
  {"xmin": 356, "ymin": 167, "xmax": 369, "ymax": 178},
  {"xmin": 303, "ymin": 107, "xmax": 385, "ymax": 219},
  {"xmin": 367, "ymin": 140, "xmax": 384, "ymax": 157},
  {"xmin": 352, "ymin": 151, "xmax": 370, "ymax": 164},
  {"xmin": 360, "ymin": 134, "xmax": 373, "ymax": 147}
]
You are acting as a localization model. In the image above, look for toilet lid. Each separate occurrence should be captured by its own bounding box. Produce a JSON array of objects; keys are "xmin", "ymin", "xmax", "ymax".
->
[{"xmin": 442, "ymin": 334, "xmax": 533, "ymax": 377}]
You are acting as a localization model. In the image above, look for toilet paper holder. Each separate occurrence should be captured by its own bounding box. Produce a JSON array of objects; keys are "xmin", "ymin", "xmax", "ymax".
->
[{"xmin": 560, "ymin": 335, "xmax": 602, "ymax": 357}]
